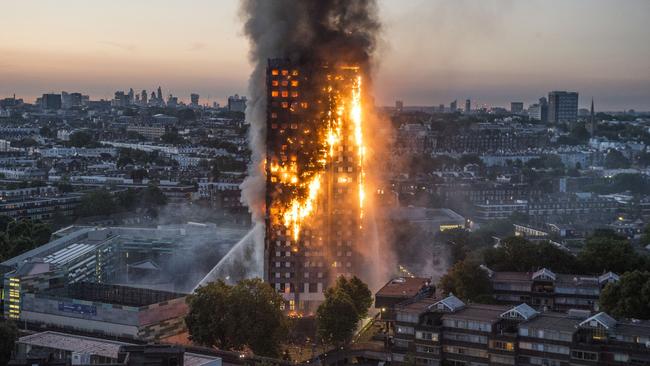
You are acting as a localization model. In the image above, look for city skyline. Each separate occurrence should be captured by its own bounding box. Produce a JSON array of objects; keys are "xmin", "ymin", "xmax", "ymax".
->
[{"xmin": 1, "ymin": 0, "xmax": 649, "ymax": 110}]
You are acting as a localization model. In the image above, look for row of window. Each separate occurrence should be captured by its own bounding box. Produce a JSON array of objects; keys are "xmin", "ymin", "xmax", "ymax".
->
[
  {"xmin": 271, "ymin": 90, "xmax": 299, "ymax": 98},
  {"xmin": 519, "ymin": 341, "xmax": 570, "ymax": 355},
  {"xmin": 442, "ymin": 345, "xmax": 488, "ymax": 359},
  {"xmin": 445, "ymin": 332, "xmax": 487, "ymax": 345},
  {"xmin": 519, "ymin": 327, "xmax": 573, "ymax": 342},
  {"xmin": 442, "ymin": 319, "xmax": 492, "ymax": 332}
]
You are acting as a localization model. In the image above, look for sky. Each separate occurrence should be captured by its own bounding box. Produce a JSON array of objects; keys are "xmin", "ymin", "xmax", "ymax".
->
[{"xmin": 1, "ymin": 0, "xmax": 649, "ymax": 110}]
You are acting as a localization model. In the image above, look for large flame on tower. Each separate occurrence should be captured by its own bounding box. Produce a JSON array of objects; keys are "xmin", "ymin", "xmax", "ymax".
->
[{"xmin": 278, "ymin": 68, "xmax": 365, "ymax": 241}]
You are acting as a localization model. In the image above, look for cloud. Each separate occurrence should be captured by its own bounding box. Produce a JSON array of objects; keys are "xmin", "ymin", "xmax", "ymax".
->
[{"xmin": 98, "ymin": 41, "xmax": 136, "ymax": 52}]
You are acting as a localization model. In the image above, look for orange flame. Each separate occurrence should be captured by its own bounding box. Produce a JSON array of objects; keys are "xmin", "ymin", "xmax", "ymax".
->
[{"xmin": 276, "ymin": 69, "xmax": 365, "ymax": 241}]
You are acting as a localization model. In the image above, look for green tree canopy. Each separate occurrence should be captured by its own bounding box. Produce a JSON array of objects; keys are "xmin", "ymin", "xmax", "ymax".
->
[
  {"xmin": 78, "ymin": 189, "xmax": 117, "ymax": 217},
  {"xmin": 0, "ymin": 218, "xmax": 52, "ymax": 262},
  {"xmin": 316, "ymin": 287, "xmax": 360, "ymax": 346},
  {"xmin": 68, "ymin": 130, "xmax": 98, "ymax": 148},
  {"xmin": 439, "ymin": 260, "xmax": 493, "ymax": 303},
  {"xmin": 604, "ymin": 149, "xmax": 631, "ymax": 169},
  {"xmin": 316, "ymin": 276, "xmax": 372, "ymax": 346},
  {"xmin": 0, "ymin": 320, "xmax": 18, "ymax": 365},
  {"xmin": 185, "ymin": 279, "xmax": 287, "ymax": 357},
  {"xmin": 483, "ymin": 236, "xmax": 580, "ymax": 273},
  {"xmin": 333, "ymin": 276, "xmax": 373, "ymax": 319},
  {"xmin": 577, "ymin": 231, "xmax": 638, "ymax": 274},
  {"xmin": 600, "ymin": 271, "xmax": 650, "ymax": 319},
  {"xmin": 160, "ymin": 130, "xmax": 186, "ymax": 145}
]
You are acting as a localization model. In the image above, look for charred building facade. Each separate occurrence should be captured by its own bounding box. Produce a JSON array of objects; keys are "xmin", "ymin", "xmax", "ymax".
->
[{"xmin": 264, "ymin": 59, "xmax": 365, "ymax": 312}]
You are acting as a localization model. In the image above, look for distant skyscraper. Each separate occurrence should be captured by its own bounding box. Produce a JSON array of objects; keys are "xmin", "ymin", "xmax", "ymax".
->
[
  {"xmin": 465, "ymin": 99, "xmax": 471, "ymax": 114},
  {"xmin": 113, "ymin": 91, "xmax": 127, "ymax": 107},
  {"xmin": 510, "ymin": 102, "xmax": 524, "ymax": 114},
  {"xmin": 395, "ymin": 100, "xmax": 403, "ymax": 112},
  {"xmin": 41, "ymin": 94, "xmax": 62, "ymax": 110},
  {"xmin": 150, "ymin": 92, "xmax": 156, "ymax": 102},
  {"xmin": 548, "ymin": 91, "xmax": 578, "ymax": 123},
  {"xmin": 228, "ymin": 94, "xmax": 247, "ymax": 112},
  {"xmin": 69, "ymin": 93, "xmax": 82, "ymax": 107},
  {"xmin": 127, "ymin": 88, "xmax": 134, "ymax": 105},
  {"xmin": 191, "ymin": 93, "xmax": 200, "ymax": 106},
  {"xmin": 589, "ymin": 98, "xmax": 596, "ymax": 136},
  {"xmin": 450, "ymin": 100, "xmax": 457, "ymax": 113},
  {"xmin": 61, "ymin": 92, "xmax": 70, "ymax": 109},
  {"xmin": 167, "ymin": 94, "xmax": 178, "ymax": 108},
  {"xmin": 157, "ymin": 87, "xmax": 163, "ymax": 101},
  {"xmin": 528, "ymin": 97, "xmax": 548, "ymax": 122},
  {"xmin": 438, "ymin": 104, "xmax": 444, "ymax": 113},
  {"xmin": 141, "ymin": 90, "xmax": 148, "ymax": 105}
]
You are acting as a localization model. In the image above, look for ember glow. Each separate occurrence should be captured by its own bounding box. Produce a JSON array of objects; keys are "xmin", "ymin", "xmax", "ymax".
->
[{"xmin": 276, "ymin": 67, "xmax": 366, "ymax": 241}]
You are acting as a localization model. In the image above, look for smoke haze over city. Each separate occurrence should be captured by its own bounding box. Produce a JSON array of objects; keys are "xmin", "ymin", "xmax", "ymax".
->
[{"xmin": 1, "ymin": 0, "xmax": 649, "ymax": 110}]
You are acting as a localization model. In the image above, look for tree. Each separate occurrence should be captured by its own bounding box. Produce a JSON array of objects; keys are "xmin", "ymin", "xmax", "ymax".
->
[
  {"xmin": 334, "ymin": 276, "xmax": 373, "ymax": 319},
  {"xmin": 600, "ymin": 271, "xmax": 650, "ymax": 319},
  {"xmin": 578, "ymin": 231, "xmax": 638, "ymax": 274},
  {"xmin": 126, "ymin": 131, "xmax": 145, "ymax": 141},
  {"xmin": 177, "ymin": 108, "xmax": 196, "ymax": 121},
  {"xmin": 439, "ymin": 260, "xmax": 493, "ymax": 303},
  {"xmin": 637, "ymin": 152, "xmax": 650, "ymax": 167},
  {"xmin": 186, "ymin": 279, "xmax": 287, "ymax": 357},
  {"xmin": 186, "ymin": 281, "xmax": 232, "ymax": 349},
  {"xmin": 39, "ymin": 126, "xmax": 55, "ymax": 138},
  {"xmin": 483, "ymin": 236, "xmax": 537, "ymax": 272},
  {"xmin": 316, "ymin": 287, "xmax": 359, "ymax": 346},
  {"xmin": 0, "ymin": 320, "xmax": 18, "ymax": 365},
  {"xmin": 68, "ymin": 131, "xmax": 96, "ymax": 148},
  {"xmin": 130, "ymin": 168, "xmax": 148, "ymax": 182},
  {"xmin": 483, "ymin": 236, "xmax": 580, "ymax": 273},
  {"xmin": 640, "ymin": 224, "xmax": 650, "ymax": 247},
  {"xmin": 161, "ymin": 130, "xmax": 186, "ymax": 145},
  {"xmin": 535, "ymin": 242, "xmax": 581, "ymax": 273},
  {"xmin": 604, "ymin": 150, "xmax": 630, "ymax": 169},
  {"xmin": 0, "ymin": 215, "xmax": 13, "ymax": 231},
  {"xmin": 140, "ymin": 185, "xmax": 168, "ymax": 207},
  {"xmin": 78, "ymin": 190, "xmax": 117, "ymax": 217},
  {"xmin": 6, "ymin": 219, "xmax": 51, "ymax": 246},
  {"xmin": 316, "ymin": 276, "xmax": 372, "ymax": 346},
  {"xmin": 117, "ymin": 155, "xmax": 135, "ymax": 168}
]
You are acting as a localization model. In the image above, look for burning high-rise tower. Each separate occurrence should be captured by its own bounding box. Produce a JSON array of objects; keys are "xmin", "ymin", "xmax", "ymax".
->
[
  {"xmin": 264, "ymin": 59, "xmax": 365, "ymax": 312},
  {"xmin": 238, "ymin": 0, "xmax": 382, "ymax": 312}
]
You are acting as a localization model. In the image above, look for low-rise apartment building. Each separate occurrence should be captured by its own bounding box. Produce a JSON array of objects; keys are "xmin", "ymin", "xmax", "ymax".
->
[
  {"xmin": 391, "ymin": 295, "xmax": 650, "ymax": 366},
  {"xmin": 488, "ymin": 268, "xmax": 619, "ymax": 312}
]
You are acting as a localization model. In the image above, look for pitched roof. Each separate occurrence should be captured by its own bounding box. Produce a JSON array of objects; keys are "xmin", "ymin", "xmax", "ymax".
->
[
  {"xmin": 500, "ymin": 303, "xmax": 539, "ymax": 321},
  {"xmin": 532, "ymin": 268, "xmax": 556, "ymax": 281},
  {"xmin": 430, "ymin": 294, "xmax": 465, "ymax": 312},
  {"xmin": 579, "ymin": 312, "xmax": 617, "ymax": 330},
  {"xmin": 598, "ymin": 272, "xmax": 620, "ymax": 284}
]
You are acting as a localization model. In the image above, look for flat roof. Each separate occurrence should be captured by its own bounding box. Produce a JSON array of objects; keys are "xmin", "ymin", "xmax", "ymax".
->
[
  {"xmin": 43, "ymin": 282, "xmax": 185, "ymax": 307},
  {"xmin": 442, "ymin": 304, "xmax": 509, "ymax": 323},
  {"xmin": 521, "ymin": 312, "xmax": 581, "ymax": 333},
  {"xmin": 44, "ymin": 243, "xmax": 97, "ymax": 265},
  {"xmin": 18, "ymin": 331, "xmax": 218, "ymax": 366},
  {"xmin": 376, "ymin": 277, "xmax": 431, "ymax": 298}
]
